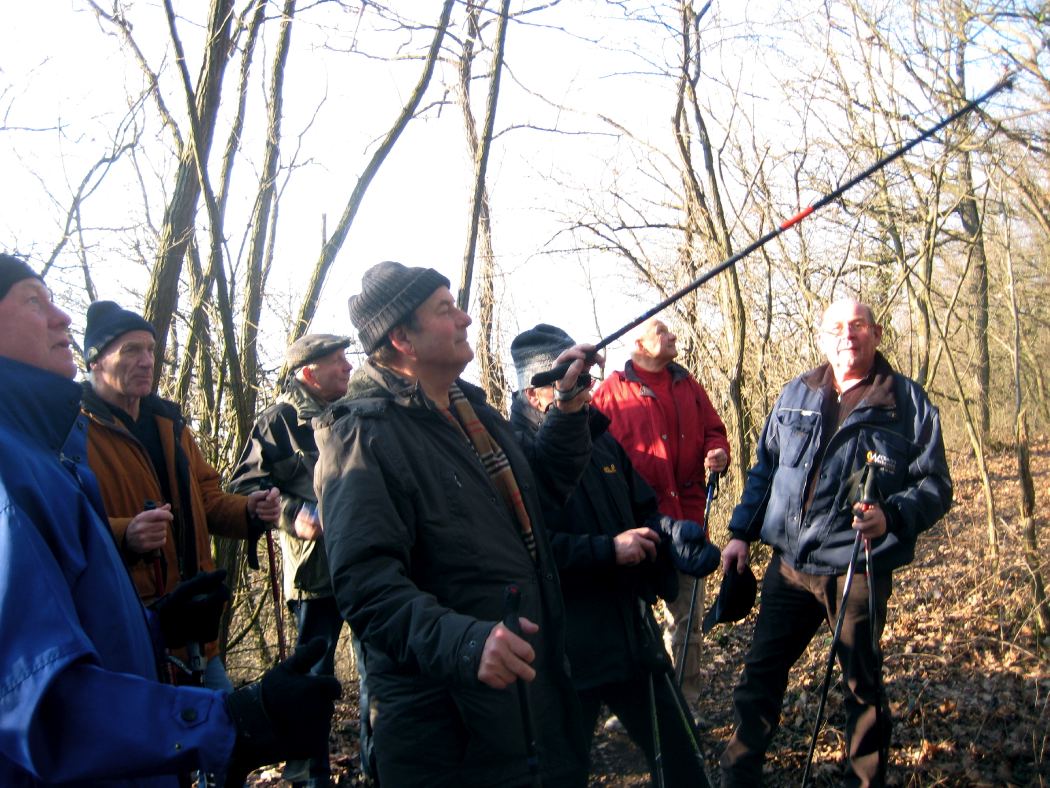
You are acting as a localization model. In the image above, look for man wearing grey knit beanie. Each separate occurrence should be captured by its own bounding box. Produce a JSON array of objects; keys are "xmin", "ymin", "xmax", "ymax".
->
[{"xmin": 315, "ymin": 261, "xmax": 601, "ymax": 787}]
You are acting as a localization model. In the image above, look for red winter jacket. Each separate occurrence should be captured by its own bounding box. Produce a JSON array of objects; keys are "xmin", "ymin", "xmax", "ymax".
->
[{"xmin": 592, "ymin": 360, "xmax": 730, "ymax": 524}]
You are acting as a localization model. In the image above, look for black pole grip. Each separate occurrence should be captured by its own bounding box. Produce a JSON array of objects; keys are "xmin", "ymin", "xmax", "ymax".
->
[
  {"xmin": 503, "ymin": 584, "xmax": 523, "ymax": 635},
  {"xmin": 529, "ymin": 361, "xmax": 574, "ymax": 389}
]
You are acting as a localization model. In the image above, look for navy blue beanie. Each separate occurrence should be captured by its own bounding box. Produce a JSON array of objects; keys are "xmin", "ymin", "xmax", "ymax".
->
[
  {"xmin": 84, "ymin": 301, "xmax": 155, "ymax": 365},
  {"xmin": 0, "ymin": 253, "xmax": 43, "ymax": 301}
]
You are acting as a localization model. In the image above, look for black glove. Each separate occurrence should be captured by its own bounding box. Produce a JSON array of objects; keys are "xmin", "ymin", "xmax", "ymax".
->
[
  {"xmin": 151, "ymin": 569, "xmax": 230, "ymax": 649},
  {"xmin": 650, "ymin": 515, "xmax": 721, "ymax": 578},
  {"xmin": 244, "ymin": 514, "xmax": 274, "ymax": 571},
  {"xmin": 224, "ymin": 638, "xmax": 342, "ymax": 786}
]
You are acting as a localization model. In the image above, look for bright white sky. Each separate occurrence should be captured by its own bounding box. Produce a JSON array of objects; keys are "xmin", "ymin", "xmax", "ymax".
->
[{"xmin": 0, "ymin": 1, "xmax": 1027, "ymax": 385}]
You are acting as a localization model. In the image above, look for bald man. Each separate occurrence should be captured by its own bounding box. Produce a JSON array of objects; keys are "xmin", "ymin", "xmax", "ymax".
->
[
  {"xmin": 718, "ymin": 299, "xmax": 952, "ymax": 787},
  {"xmin": 592, "ymin": 317, "xmax": 730, "ymax": 696}
]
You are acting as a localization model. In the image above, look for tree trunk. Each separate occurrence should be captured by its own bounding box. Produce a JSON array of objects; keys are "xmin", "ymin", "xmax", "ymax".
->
[
  {"xmin": 457, "ymin": 0, "xmax": 511, "ymax": 412},
  {"xmin": 144, "ymin": 0, "xmax": 235, "ymax": 385}
]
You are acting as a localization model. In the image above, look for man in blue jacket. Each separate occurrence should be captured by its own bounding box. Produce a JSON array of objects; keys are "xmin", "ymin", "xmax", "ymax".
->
[
  {"xmin": 718, "ymin": 298, "xmax": 952, "ymax": 787},
  {"xmin": 0, "ymin": 253, "xmax": 339, "ymax": 787}
]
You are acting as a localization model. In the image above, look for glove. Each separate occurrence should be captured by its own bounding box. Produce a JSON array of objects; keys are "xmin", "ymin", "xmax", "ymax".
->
[
  {"xmin": 224, "ymin": 638, "xmax": 342, "ymax": 786},
  {"xmin": 245, "ymin": 515, "xmax": 274, "ymax": 571},
  {"xmin": 651, "ymin": 516, "xmax": 721, "ymax": 578},
  {"xmin": 151, "ymin": 569, "xmax": 230, "ymax": 649}
]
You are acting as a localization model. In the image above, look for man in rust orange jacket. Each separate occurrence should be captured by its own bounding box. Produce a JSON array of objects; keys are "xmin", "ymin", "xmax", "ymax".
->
[
  {"xmin": 81, "ymin": 301, "xmax": 280, "ymax": 690},
  {"xmin": 592, "ymin": 317, "xmax": 729, "ymax": 698}
]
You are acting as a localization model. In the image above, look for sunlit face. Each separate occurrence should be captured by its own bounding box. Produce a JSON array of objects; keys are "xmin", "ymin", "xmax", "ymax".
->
[
  {"xmin": 399, "ymin": 287, "xmax": 474, "ymax": 375},
  {"xmin": 637, "ymin": 319, "xmax": 677, "ymax": 364},
  {"xmin": 90, "ymin": 330, "xmax": 156, "ymax": 404},
  {"xmin": 818, "ymin": 300, "xmax": 882, "ymax": 383},
  {"xmin": 303, "ymin": 348, "xmax": 352, "ymax": 402},
  {"xmin": 0, "ymin": 278, "xmax": 76, "ymax": 378}
]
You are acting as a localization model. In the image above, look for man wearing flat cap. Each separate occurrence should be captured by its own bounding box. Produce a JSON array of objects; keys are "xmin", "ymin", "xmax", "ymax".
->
[
  {"xmin": 314, "ymin": 261, "xmax": 601, "ymax": 787},
  {"xmin": 231, "ymin": 333, "xmax": 357, "ymax": 787},
  {"xmin": 80, "ymin": 300, "xmax": 282, "ymax": 693}
]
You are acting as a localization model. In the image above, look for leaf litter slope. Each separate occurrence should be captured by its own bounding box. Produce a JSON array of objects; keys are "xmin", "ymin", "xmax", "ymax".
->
[{"xmin": 248, "ymin": 440, "xmax": 1050, "ymax": 787}]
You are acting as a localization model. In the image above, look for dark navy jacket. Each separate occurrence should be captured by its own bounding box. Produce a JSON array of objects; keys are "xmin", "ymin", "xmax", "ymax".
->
[
  {"xmin": 0, "ymin": 357, "xmax": 233, "ymax": 786},
  {"xmin": 728, "ymin": 354, "xmax": 952, "ymax": 575}
]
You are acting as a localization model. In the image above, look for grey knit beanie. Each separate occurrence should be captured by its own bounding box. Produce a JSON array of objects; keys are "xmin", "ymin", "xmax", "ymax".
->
[
  {"xmin": 510, "ymin": 324, "xmax": 575, "ymax": 391},
  {"xmin": 348, "ymin": 261, "xmax": 451, "ymax": 354}
]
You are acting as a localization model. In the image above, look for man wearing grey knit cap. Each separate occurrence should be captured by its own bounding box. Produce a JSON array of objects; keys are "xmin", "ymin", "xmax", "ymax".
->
[{"xmin": 315, "ymin": 261, "xmax": 600, "ymax": 787}]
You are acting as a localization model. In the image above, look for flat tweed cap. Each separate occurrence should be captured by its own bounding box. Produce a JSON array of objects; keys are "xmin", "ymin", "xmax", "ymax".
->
[
  {"xmin": 511, "ymin": 324, "xmax": 575, "ymax": 391},
  {"xmin": 84, "ymin": 300, "xmax": 155, "ymax": 365},
  {"xmin": 348, "ymin": 261, "xmax": 451, "ymax": 354},
  {"xmin": 0, "ymin": 253, "xmax": 43, "ymax": 301},
  {"xmin": 286, "ymin": 333, "xmax": 351, "ymax": 371}
]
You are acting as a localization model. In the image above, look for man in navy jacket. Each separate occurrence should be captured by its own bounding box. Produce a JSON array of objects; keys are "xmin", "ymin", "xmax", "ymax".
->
[{"xmin": 719, "ymin": 299, "xmax": 952, "ymax": 787}]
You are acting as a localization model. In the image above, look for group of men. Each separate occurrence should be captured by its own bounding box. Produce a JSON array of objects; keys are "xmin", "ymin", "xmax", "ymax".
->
[{"xmin": 0, "ymin": 252, "xmax": 952, "ymax": 788}]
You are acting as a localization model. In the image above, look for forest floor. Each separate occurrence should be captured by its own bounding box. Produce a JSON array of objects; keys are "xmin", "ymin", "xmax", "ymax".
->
[{"xmin": 246, "ymin": 440, "xmax": 1050, "ymax": 787}]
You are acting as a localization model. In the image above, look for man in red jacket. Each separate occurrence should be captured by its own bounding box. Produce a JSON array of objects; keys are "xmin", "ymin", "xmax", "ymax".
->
[{"xmin": 592, "ymin": 317, "xmax": 729, "ymax": 698}]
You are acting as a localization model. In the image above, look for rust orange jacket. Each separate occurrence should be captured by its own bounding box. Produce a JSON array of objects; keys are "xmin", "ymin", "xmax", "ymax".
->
[{"xmin": 81, "ymin": 383, "xmax": 251, "ymax": 606}]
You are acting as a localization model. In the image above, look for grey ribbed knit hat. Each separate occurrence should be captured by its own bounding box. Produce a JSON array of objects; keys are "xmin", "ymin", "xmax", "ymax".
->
[
  {"xmin": 348, "ymin": 261, "xmax": 451, "ymax": 354},
  {"xmin": 511, "ymin": 324, "xmax": 575, "ymax": 391}
]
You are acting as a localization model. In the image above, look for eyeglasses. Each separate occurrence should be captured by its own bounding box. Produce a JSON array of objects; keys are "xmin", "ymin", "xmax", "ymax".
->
[{"xmin": 820, "ymin": 320, "xmax": 872, "ymax": 337}]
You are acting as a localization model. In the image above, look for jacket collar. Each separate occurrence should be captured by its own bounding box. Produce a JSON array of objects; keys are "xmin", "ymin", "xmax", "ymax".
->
[
  {"xmin": 346, "ymin": 360, "xmax": 489, "ymax": 413},
  {"xmin": 0, "ymin": 357, "xmax": 83, "ymax": 451},
  {"xmin": 80, "ymin": 381, "xmax": 183, "ymax": 426},
  {"xmin": 802, "ymin": 352, "xmax": 897, "ymax": 410},
  {"xmin": 509, "ymin": 389, "xmax": 611, "ymax": 440},
  {"xmin": 623, "ymin": 359, "xmax": 690, "ymax": 385},
  {"xmin": 279, "ymin": 377, "xmax": 328, "ymax": 421}
]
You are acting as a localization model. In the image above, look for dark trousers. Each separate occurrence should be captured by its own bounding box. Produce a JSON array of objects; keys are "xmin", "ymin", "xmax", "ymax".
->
[
  {"xmin": 287, "ymin": 596, "xmax": 348, "ymax": 787},
  {"xmin": 720, "ymin": 553, "xmax": 892, "ymax": 788},
  {"xmin": 579, "ymin": 674, "xmax": 708, "ymax": 788}
]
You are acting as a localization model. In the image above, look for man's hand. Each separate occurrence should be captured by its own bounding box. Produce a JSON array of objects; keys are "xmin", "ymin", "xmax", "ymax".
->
[
  {"xmin": 552, "ymin": 343, "xmax": 604, "ymax": 414},
  {"xmin": 247, "ymin": 487, "xmax": 281, "ymax": 523},
  {"xmin": 613, "ymin": 527, "xmax": 660, "ymax": 566},
  {"xmin": 477, "ymin": 618, "xmax": 539, "ymax": 689},
  {"xmin": 721, "ymin": 537, "xmax": 750, "ymax": 574},
  {"xmin": 294, "ymin": 503, "xmax": 322, "ymax": 541},
  {"xmin": 705, "ymin": 448, "xmax": 728, "ymax": 473},
  {"xmin": 125, "ymin": 503, "xmax": 173, "ymax": 554},
  {"xmin": 852, "ymin": 503, "xmax": 887, "ymax": 540}
]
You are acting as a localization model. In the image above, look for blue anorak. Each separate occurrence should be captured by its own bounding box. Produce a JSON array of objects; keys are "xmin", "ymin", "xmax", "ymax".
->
[{"xmin": 0, "ymin": 357, "xmax": 234, "ymax": 786}]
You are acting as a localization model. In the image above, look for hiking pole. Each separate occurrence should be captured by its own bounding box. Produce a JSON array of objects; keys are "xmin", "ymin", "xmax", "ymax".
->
[
  {"xmin": 647, "ymin": 669, "xmax": 667, "ymax": 788},
  {"xmin": 260, "ymin": 489, "xmax": 287, "ymax": 662},
  {"xmin": 504, "ymin": 584, "xmax": 542, "ymax": 788},
  {"xmin": 863, "ymin": 535, "xmax": 888, "ymax": 785},
  {"xmin": 801, "ymin": 530, "xmax": 863, "ymax": 787},
  {"xmin": 676, "ymin": 471, "xmax": 721, "ymax": 688},
  {"xmin": 640, "ymin": 602, "xmax": 713, "ymax": 788},
  {"xmin": 530, "ymin": 74, "xmax": 1014, "ymax": 389}
]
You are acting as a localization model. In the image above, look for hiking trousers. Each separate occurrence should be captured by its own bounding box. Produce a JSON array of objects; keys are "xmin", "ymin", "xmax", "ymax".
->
[{"xmin": 720, "ymin": 553, "xmax": 892, "ymax": 787}]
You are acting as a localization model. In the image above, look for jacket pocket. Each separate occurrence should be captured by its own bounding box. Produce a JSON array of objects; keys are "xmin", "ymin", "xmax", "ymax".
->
[{"xmin": 775, "ymin": 408, "xmax": 820, "ymax": 468}]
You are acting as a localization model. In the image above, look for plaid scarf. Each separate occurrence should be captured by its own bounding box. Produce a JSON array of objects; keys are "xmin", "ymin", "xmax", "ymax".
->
[{"xmin": 445, "ymin": 383, "xmax": 538, "ymax": 562}]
